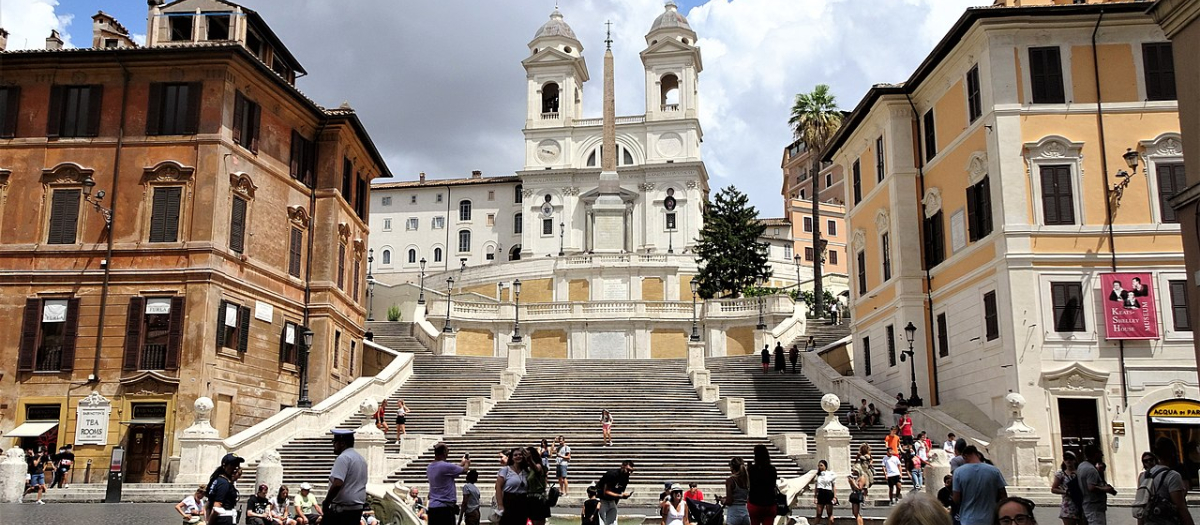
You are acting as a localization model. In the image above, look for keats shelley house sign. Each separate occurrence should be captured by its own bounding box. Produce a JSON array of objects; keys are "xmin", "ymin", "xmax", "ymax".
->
[{"xmin": 1100, "ymin": 272, "xmax": 1160, "ymax": 340}]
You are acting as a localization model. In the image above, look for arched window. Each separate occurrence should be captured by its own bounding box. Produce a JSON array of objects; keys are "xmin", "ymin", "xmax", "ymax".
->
[
  {"xmin": 510, "ymin": 245, "xmax": 522, "ymax": 261},
  {"xmin": 458, "ymin": 230, "xmax": 471, "ymax": 252},
  {"xmin": 514, "ymin": 212, "xmax": 523, "ymax": 234},
  {"xmin": 587, "ymin": 146, "xmax": 602, "ymax": 167},
  {"xmin": 407, "ymin": 249, "xmax": 416, "ymax": 264},
  {"xmin": 382, "ymin": 249, "xmax": 391, "ymax": 265},
  {"xmin": 621, "ymin": 146, "xmax": 634, "ymax": 166},
  {"xmin": 541, "ymin": 82, "xmax": 560, "ymax": 114},
  {"xmin": 434, "ymin": 247, "xmax": 443, "ymax": 262},
  {"xmin": 459, "ymin": 200, "xmax": 472, "ymax": 221},
  {"xmin": 515, "ymin": 184, "xmax": 523, "ymax": 203},
  {"xmin": 660, "ymin": 74, "xmax": 680, "ymax": 110}
]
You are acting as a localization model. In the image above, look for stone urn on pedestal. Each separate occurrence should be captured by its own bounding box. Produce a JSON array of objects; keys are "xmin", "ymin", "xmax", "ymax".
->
[
  {"xmin": 815, "ymin": 393, "xmax": 852, "ymax": 491},
  {"xmin": 356, "ymin": 397, "xmax": 388, "ymax": 484},
  {"xmin": 991, "ymin": 392, "xmax": 1041, "ymax": 487},
  {"xmin": 177, "ymin": 397, "xmax": 226, "ymax": 485}
]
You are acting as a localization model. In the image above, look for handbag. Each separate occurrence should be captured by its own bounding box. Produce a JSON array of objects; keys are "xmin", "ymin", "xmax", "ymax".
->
[{"xmin": 774, "ymin": 489, "xmax": 790, "ymax": 516}]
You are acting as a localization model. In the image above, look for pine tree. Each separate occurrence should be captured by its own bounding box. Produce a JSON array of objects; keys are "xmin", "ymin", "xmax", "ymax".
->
[{"xmin": 694, "ymin": 186, "xmax": 771, "ymax": 299}]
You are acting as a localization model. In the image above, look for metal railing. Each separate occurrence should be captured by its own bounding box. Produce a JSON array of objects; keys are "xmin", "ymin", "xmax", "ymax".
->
[
  {"xmin": 140, "ymin": 344, "xmax": 167, "ymax": 371},
  {"xmin": 35, "ymin": 346, "xmax": 63, "ymax": 372}
]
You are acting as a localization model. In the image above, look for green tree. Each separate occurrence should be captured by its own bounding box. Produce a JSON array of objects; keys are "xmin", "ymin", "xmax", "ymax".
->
[
  {"xmin": 694, "ymin": 186, "xmax": 771, "ymax": 299},
  {"xmin": 788, "ymin": 84, "xmax": 843, "ymax": 317}
]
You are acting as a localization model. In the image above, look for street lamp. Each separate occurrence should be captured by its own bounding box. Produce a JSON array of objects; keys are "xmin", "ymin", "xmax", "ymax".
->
[
  {"xmin": 297, "ymin": 327, "xmax": 314, "ymax": 408},
  {"xmin": 417, "ymin": 258, "xmax": 427, "ymax": 305},
  {"xmin": 367, "ymin": 248, "xmax": 375, "ymax": 321},
  {"xmin": 459, "ymin": 258, "xmax": 467, "ymax": 293},
  {"xmin": 755, "ymin": 275, "xmax": 767, "ymax": 330},
  {"xmin": 900, "ymin": 321, "xmax": 923, "ymax": 407},
  {"xmin": 444, "ymin": 276, "xmax": 455, "ymax": 333},
  {"xmin": 689, "ymin": 278, "xmax": 700, "ymax": 342},
  {"xmin": 80, "ymin": 175, "xmax": 113, "ymax": 227},
  {"xmin": 558, "ymin": 221, "xmax": 565, "ymax": 256},
  {"xmin": 1109, "ymin": 147, "xmax": 1143, "ymax": 209},
  {"xmin": 512, "ymin": 279, "xmax": 523, "ymax": 342},
  {"xmin": 793, "ymin": 254, "xmax": 802, "ymax": 289}
]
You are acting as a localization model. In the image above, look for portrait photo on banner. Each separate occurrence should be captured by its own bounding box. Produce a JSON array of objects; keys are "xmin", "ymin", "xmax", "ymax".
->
[{"xmin": 1100, "ymin": 272, "xmax": 1159, "ymax": 340}]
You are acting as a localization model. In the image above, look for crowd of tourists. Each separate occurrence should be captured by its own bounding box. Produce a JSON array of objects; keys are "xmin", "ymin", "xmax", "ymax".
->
[{"xmin": 19, "ymin": 444, "xmax": 75, "ymax": 504}]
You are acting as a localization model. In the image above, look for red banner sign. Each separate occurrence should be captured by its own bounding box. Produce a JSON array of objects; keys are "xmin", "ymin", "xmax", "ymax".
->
[{"xmin": 1101, "ymin": 272, "xmax": 1160, "ymax": 340}]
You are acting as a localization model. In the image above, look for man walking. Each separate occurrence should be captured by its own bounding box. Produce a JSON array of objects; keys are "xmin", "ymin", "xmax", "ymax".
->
[
  {"xmin": 597, "ymin": 460, "xmax": 634, "ymax": 525},
  {"xmin": 323, "ymin": 430, "xmax": 368, "ymax": 525},
  {"xmin": 951, "ymin": 446, "xmax": 1006, "ymax": 525},
  {"xmin": 426, "ymin": 442, "xmax": 470, "ymax": 525},
  {"xmin": 788, "ymin": 345, "xmax": 800, "ymax": 374},
  {"xmin": 555, "ymin": 436, "xmax": 572, "ymax": 496},
  {"xmin": 1078, "ymin": 444, "xmax": 1117, "ymax": 525},
  {"xmin": 1137, "ymin": 451, "xmax": 1194, "ymax": 525},
  {"xmin": 51, "ymin": 444, "xmax": 74, "ymax": 489}
]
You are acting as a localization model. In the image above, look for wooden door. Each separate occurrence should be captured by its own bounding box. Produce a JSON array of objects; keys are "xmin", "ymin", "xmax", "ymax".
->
[
  {"xmin": 1058, "ymin": 398, "xmax": 1099, "ymax": 459},
  {"xmin": 124, "ymin": 425, "xmax": 163, "ymax": 483}
]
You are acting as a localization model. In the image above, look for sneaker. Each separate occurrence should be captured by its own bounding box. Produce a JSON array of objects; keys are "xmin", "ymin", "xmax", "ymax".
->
[{"xmin": 37, "ymin": 500, "xmax": 45, "ymax": 505}]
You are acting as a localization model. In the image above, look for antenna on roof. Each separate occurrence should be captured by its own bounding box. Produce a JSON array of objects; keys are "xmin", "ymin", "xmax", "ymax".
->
[{"xmin": 605, "ymin": 20, "xmax": 612, "ymax": 50}]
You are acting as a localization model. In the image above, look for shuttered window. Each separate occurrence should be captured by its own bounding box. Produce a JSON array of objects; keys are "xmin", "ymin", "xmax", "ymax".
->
[
  {"xmin": 852, "ymin": 159, "xmax": 862, "ymax": 204},
  {"xmin": 149, "ymin": 186, "xmax": 182, "ymax": 243},
  {"xmin": 279, "ymin": 321, "xmax": 299, "ymax": 365},
  {"xmin": 924, "ymin": 211, "xmax": 945, "ymax": 269},
  {"xmin": 966, "ymin": 176, "xmax": 993, "ymax": 241},
  {"xmin": 47, "ymin": 189, "xmax": 81, "ymax": 245},
  {"xmin": 881, "ymin": 233, "xmax": 892, "ymax": 281},
  {"xmin": 1157, "ymin": 163, "xmax": 1186, "ymax": 223},
  {"xmin": 460, "ymin": 200, "xmax": 473, "ymax": 221},
  {"xmin": 937, "ymin": 313, "xmax": 949, "ymax": 357},
  {"xmin": 923, "ymin": 109, "xmax": 937, "ymax": 162},
  {"xmin": 231, "ymin": 90, "xmax": 261, "ymax": 152},
  {"xmin": 352, "ymin": 260, "xmax": 361, "ymax": 302},
  {"xmin": 355, "ymin": 174, "xmax": 368, "ymax": 219},
  {"xmin": 1143, "ymin": 42, "xmax": 1176, "ymax": 102},
  {"xmin": 48, "ymin": 85, "xmax": 103, "ymax": 138},
  {"xmin": 876, "ymin": 136, "xmax": 885, "ymax": 182},
  {"xmin": 984, "ymin": 291, "xmax": 999, "ymax": 341},
  {"xmin": 288, "ymin": 227, "xmax": 303, "ymax": 277},
  {"xmin": 1170, "ymin": 280, "xmax": 1191, "ymax": 332},
  {"xmin": 857, "ymin": 250, "xmax": 867, "ymax": 296},
  {"xmin": 215, "ymin": 300, "xmax": 251, "ymax": 352},
  {"xmin": 146, "ymin": 82, "xmax": 201, "ymax": 135},
  {"xmin": 342, "ymin": 158, "xmax": 353, "ymax": 200},
  {"xmin": 0, "ymin": 86, "xmax": 20, "ymax": 138},
  {"xmin": 862, "ymin": 336, "xmax": 872, "ymax": 376},
  {"xmin": 1051, "ymin": 282, "xmax": 1085, "ymax": 333},
  {"xmin": 289, "ymin": 131, "xmax": 317, "ymax": 188},
  {"xmin": 229, "ymin": 196, "xmax": 247, "ymax": 253},
  {"xmin": 886, "ymin": 325, "xmax": 896, "ymax": 367},
  {"xmin": 1029, "ymin": 47, "xmax": 1065, "ymax": 104},
  {"xmin": 337, "ymin": 244, "xmax": 346, "ymax": 289},
  {"xmin": 967, "ymin": 64, "xmax": 982, "ymax": 123},
  {"xmin": 123, "ymin": 297, "xmax": 185, "ymax": 371},
  {"xmin": 17, "ymin": 297, "xmax": 79, "ymax": 373},
  {"xmin": 1040, "ymin": 165, "xmax": 1075, "ymax": 225}
]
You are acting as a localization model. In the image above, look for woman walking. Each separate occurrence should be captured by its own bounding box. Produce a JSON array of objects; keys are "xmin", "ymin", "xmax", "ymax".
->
[
  {"xmin": 525, "ymin": 446, "xmax": 551, "ymax": 525},
  {"xmin": 394, "ymin": 400, "xmax": 411, "ymax": 442},
  {"xmin": 600, "ymin": 410, "xmax": 614, "ymax": 447},
  {"xmin": 848, "ymin": 468, "xmax": 866, "ymax": 525},
  {"xmin": 773, "ymin": 342, "xmax": 786, "ymax": 374},
  {"xmin": 724, "ymin": 457, "xmax": 750, "ymax": 525},
  {"xmin": 760, "ymin": 346, "xmax": 770, "ymax": 374},
  {"xmin": 854, "ymin": 443, "xmax": 874, "ymax": 499},
  {"xmin": 746, "ymin": 445, "xmax": 778, "ymax": 525},
  {"xmin": 813, "ymin": 460, "xmax": 836, "ymax": 525},
  {"xmin": 661, "ymin": 484, "xmax": 693, "ymax": 525},
  {"xmin": 1050, "ymin": 451, "xmax": 1081, "ymax": 525},
  {"xmin": 496, "ymin": 448, "xmax": 530, "ymax": 525}
]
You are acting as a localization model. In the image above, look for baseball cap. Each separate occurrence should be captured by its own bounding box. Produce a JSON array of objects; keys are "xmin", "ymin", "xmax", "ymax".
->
[
  {"xmin": 221, "ymin": 453, "xmax": 245, "ymax": 466},
  {"xmin": 300, "ymin": 482, "xmax": 313, "ymax": 491}
]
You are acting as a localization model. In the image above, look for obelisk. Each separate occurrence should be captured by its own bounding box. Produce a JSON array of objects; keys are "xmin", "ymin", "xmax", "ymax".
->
[{"xmin": 592, "ymin": 21, "xmax": 627, "ymax": 253}]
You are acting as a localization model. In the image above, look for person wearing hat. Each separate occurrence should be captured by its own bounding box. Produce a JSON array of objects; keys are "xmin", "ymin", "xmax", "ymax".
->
[
  {"xmin": 295, "ymin": 483, "xmax": 322, "ymax": 524},
  {"xmin": 323, "ymin": 429, "xmax": 368, "ymax": 525},
  {"xmin": 660, "ymin": 484, "xmax": 692, "ymax": 525},
  {"xmin": 206, "ymin": 453, "xmax": 245, "ymax": 525}
]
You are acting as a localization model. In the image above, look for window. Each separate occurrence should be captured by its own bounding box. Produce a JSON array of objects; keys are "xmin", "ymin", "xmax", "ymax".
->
[
  {"xmin": 407, "ymin": 249, "xmax": 416, "ymax": 264},
  {"xmin": 486, "ymin": 248, "xmax": 496, "ymax": 261},
  {"xmin": 829, "ymin": 250, "xmax": 838, "ymax": 265},
  {"xmin": 666, "ymin": 213, "xmax": 676, "ymax": 230},
  {"xmin": 515, "ymin": 185, "xmax": 523, "ymax": 203},
  {"xmin": 354, "ymin": 174, "xmax": 367, "ymax": 219},
  {"xmin": 436, "ymin": 193, "xmax": 443, "ymax": 203},
  {"xmin": 216, "ymin": 300, "xmax": 251, "ymax": 352},
  {"xmin": 279, "ymin": 321, "xmax": 299, "ymax": 365},
  {"xmin": 1039, "ymin": 165, "xmax": 1075, "ymax": 225},
  {"xmin": 206, "ymin": 14, "xmax": 231, "ymax": 40},
  {"xmin": 1157, "ymin": 163, "xmax": 1186, "ymax": 223},
  {"xmin": 434, "ymin": 247, "xmax": 443, "ymax": 262},
  {"xmin": 862, "ymin": 336, "xmax": 872, "ymax": 376},
  {"xmin": 342, "ymin": 158, "xmax": 353, "ymax": 199},
  {"xmin": 1170, "ymin": 280, "xmax": 1191, "ymax": 331},
  {"xmin": 232, "ymin": 90, "xmax": 261, "ymax": 152},
  {"xmin": 1051, "ymin": 281, "xmax": 1085, "ymax": 333},
  {"xmin": 937, "ymin": 313, "xmax": 949, "ymax": 357},
  {"xmin": 882, "ymin": 233, "xmax": 892, "ymax": 281},
  {"xmin": 983, "ymin": 290, "xmax": 999, "ymax": 341},
  {"xmin": 514, "ymin": 213, "xmax": 523, "ymax": 234},
  {"xmin": 170, "ymin": 14, "xmax": 193, "ymax": 40},
  {"xmin": 1029, "ymin": 47, "xmax": 1065, "ymax": 104},
  {"xmin": 381, "ymin": 249, "xmax": 391, "ymax": 265},
  {"xmin": 432, "ymin": 216, "xmax": 445, "ymax": 229},
  {"xmin": 18, "ymin": 298, "xmax": 80, "ymax": 372},
  {"xmin": 382, "ymin": 218, "xmax": 392, "ymax": 231},
  {"xmin": 229, "ymin": 196, "xmax": 247, "ymax": 253},
  {"xmin": 1143, "ymin": 42, "xmax": 1176, "ymax": 101},
  {"xmin": 333, "ymin": 331, "xmax": 341, "ymax": 370},
  {"xmin": 967, "ymin": 176, "xmax": 993, "ymax": 240},
  {"xmin": 288, "ymin": 228, "xmax": 302, "ymax": 277},
  {"xmin": 825, "ymin": 173, "xmax": 833, "ymax": 188},
  {"xmin": 459, "ymin": 200, "xmax": 472, "ymax": 221},
  {"xmin": 803, "ymin": 217, "xmax": 813, "ymax": 232},
  {"xmin": 48, "ymin": 85, "xmax": 103, "ymax": 138},
  {"xmin": 923, "ymin": 211, "xmax": 945, "ymax": 269},
  {"xmin": 0, "ymin": 86, "xmax": 20, "ymax": 137},
  {"xmin": 852, "ymin": 160, "xmax": 862, "ymax": 204},
  {"xmin": 147, "ymin": 82, "xmax": 201, "ymax": 135},
  {"xmin": 382, "ymin": 196, "xmax": 392, "ymax": 207},
  {"xmin": 799, "ymin": 189, "xmax": 806, "ymax": 200},
  {"xmin": 622, "ymin": 148, "xmax": 634, "ymax": 166},
  {"xmin": 410, "ymin": 195, "xmax": 417, "ymax": 204},
  {"xmin": 857, "ymin": 250, "xmax": 867, "ymax": 295},
  {"xmin": 123, "ymin": 297, "xmax": 184, "ymax": 371},
  {"xmin": 337, "ymin": 244, "xmax": 345, "ymax": 289},
  {"xmin": 827, "ymin": 220, "xmax": 837, "ymax": 236},
  {"xmin": 458, "ymin": 230, "xmax": 471, "ymax": 252},
  {"xmin": 149, "ymin": 186, "xmax": 182, "ymax": 243},
  {"xmin": 488, "ymin": 190, "xmax": 495, "ymax": 201},
  {"xmin": 784, "ymin": 244, "xmax": 792, "ymax": 260},
  {"xmin": 406, "ymin": 218, "xmax": 419, "ymax": 230},
  {"xmin": 966, "ymin": 65, "xmax": 982, "ymax": 123},
  {"xmin": 923, "ymin": 109, "xmax": 937, "ymax": 162},
  {"xmin": 487, "ymin": 214, "xmax": 496, "ymax": 227},
  {"xmin": 876, "ymin": 136, "xmax": 885, "ymax": 182},
  {"xmin": 352, "ymin": 260, "xmax": 360, "ymax": 301},
  {"xmin": 542, "ymin": 218, "xmax": 553, "ymax": 236},
  {"xmin": 47, "ymin": 189, "xmax": 81, "ymax": 245},
  {"xmin": 886, "ymin": 325, "xmax": 896, "ymax": 367},
  {"xmin": 805, "ymin": 247, "xmax": 814, "ymax": 261},
  {"xmin": 288, "ymin": 130, "xmax": 316, "ymax": 187}
]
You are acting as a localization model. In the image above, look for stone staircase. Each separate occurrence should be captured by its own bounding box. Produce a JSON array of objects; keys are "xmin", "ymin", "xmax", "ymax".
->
[
  {"xmin": 366, "ymin": 321, "xmax": 430, "ymax": 354},
  {"xmin": 799, "ymin": 319, "xmax": 852, "ymax": 350}
]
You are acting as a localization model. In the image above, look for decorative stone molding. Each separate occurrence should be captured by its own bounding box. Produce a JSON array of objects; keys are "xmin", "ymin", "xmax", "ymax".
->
[
  {"xmin": 851, "ymin": 228, "xmax": 866, "ymax": 252},
  {"xmin": 561, "ymin": 186, "xmax": 580, "ymax": 196},
  {"xmin": 229, "ymin": 172, "xmax": 257, "ymax": 199},
  {"xmin": 1041, "ymin": 362, "xmax": 1109, "ymax": 395},
  {"xmin": 521, "ymin": 189, "xmax": 535, "ymax": 198},
  {"xmin": 1023, "ymin": 135, "xmax": 1085, "ymax": 164},
  {"xmin": 922, "ymin": 187, "xmax": 942, "ymax": 218},
  {"xmin": 966, "ymin": 152, "xmax": 988, "ymax": 185},
  {"xmin": 1141, "ymin": 133, "xmax": 1183, "ymax": 158},
  {"xmin": 875, "ymin": 208, "xmax": 890, "ymax": 233},
  {"xmin": 638, "ymin": 183, "xmax": 656, "ymax": 192},
  {"xmin": 686, "ymin": 180, "xmax": 699, "ymax": 189},
  {"xmin": 1173, "ymin": 380, "xmax": 1187, "ymax": 400},
  {"xmin": 143, "ymin": 160, "xmax": 195, "ymax": 183},
  {"xmin": 0, "ymin": 169, "xmax": 11, "ymax": 187},
  {"xmin": 337, "ymin": 223, "xmax": 351, "ymax": 244},
  {"xmin": 41, "ymin": 162, "xmax": 94, "ymax": 185},
  {"xmin": 287, "ymin": 205, "xmax": 310, "ymax": 229},
  {"xmin": 353, "ymin": 237, "xmax": 366, "ymax": 257}
]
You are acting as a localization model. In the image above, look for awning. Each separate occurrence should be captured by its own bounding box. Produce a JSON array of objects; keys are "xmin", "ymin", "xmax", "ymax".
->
[
  {"xmin": 1152, "ymin": 417, "xmax": 1200, "ymax": 425},
  {"xmin": 3, "ymin": 421, "xmax": 59, "ymax": 438},
  {"xmin": 120, "ymin": 418, "xmax": 166, "ymax": 426}
]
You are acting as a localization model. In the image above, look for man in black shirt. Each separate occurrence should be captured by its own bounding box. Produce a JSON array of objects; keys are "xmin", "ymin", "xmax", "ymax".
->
[
  {"xmin": 23, "ymin": 448, "xmax": 49, "ymax": 504},
  {"xmin": 207, "ymin": 453, "xmax": 245, "ymax": 525},
  {"xmin": 51, "ymin": 444, "xmax": 74, "ymax": 489},
  {"xmin": 597, "ymin": 460, "xmax": 634, "ymax": 525},
  {"xmin": 936, "ymin": 474, "xmax": 958, "ymax": 525},
  {"xmin": 246, "ymin": 483, "xmax": 275, "ymax": 525}
]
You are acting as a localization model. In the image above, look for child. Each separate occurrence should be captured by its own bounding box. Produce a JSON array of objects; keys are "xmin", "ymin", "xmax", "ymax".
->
[
  {"xmin": 582, "ymin": 486, "xmax": 600, "ymax": 525},
  {"xmin": 937, "ymin": 473, "xmax": 958, "ymax": 525},
  {"xmin": 461, "ymin": 470, "xmax": 481, "ymax": 525}
]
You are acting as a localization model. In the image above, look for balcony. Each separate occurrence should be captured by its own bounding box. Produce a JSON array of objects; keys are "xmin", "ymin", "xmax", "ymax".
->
[
  {"xmin": 540, "ymin": 112, "xmax": 560, "ymax": 120},
  {"xmin": 661, "ymin": 104, "xmax": 680, "ymax": 112},
  {"xmin": 140, "ymin": 344, "xmax": 167, "ymax": 371}
]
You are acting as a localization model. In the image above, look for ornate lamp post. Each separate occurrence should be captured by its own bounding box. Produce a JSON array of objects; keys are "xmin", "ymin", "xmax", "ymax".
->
[
  {"xmin": 443, "ymin": 277, "xmax": 455, "ymax": 333},
  {"xmin": 512, "ymin": 279, "xmax": 523, "ymax": 342},
  {"xmin": 459, "ymin": 258, "xmax": 467, "ymax": 293},
  {"xmin": 793, "ymin": 254, "xmax": 803, "ymax": 289},
  {"xmin": 297, "ymin": 327, "xmax": 314, "ymax": 408},
  {"xmin": 689, "ymin": 279, "xmax": 700, "ymax": 342},
  {"xmin": 664, "ymin": 189, "xmax": 677, "ymax": 254},
  {"xmin": 558, "ymin": 221, "xmax": 565, "ymax": 256},
  {"xmin": 417, "ymin": 258, "xmax": 427, "ymax": 305},
  {"xmin": 1108, "ymin": 147, "xmax": 1143, "ymax": 209},
  {"xmin": 901, "ymin": 321, "xmax": 923, "ymax": 407},
  {"xmin": 81, "ymin": 175, "xmax": 113, "ymax": 227},
  {"xmin": 755, "ymin": 275, "xmax": 767, "ymax": 330},
  {"xmin": 366, "ymin": 248, "xmax": 375, "ymax": 321}
]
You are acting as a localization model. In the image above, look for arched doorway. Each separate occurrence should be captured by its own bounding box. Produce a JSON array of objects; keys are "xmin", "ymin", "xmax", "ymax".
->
[
  {"xmin": 1148, "ymin": 399, "xmax": 1200, "ymax": 488},
  {"xmin": 509, "ymin": 245, "xmax": 522, "ymax": 261}
]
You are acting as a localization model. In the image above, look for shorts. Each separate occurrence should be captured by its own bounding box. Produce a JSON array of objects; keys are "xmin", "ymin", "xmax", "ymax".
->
[
  {"xmin": 396, "ymin": 416, "xmax": 407, "ymax": 425},
  {"xmin": 556, "ymin": 463, "xmax": 568, "ymax": 478},
  {"xmin": 816, "ymin": 488, "xmax": 834, "ymax": 505},
  {"xmin": 30, "ymin": 473, "xmax": 46, "ymax": 486},
  {"xmin": 900, "ymin": 435, "xmax": 914, "ymax": 446},
  {"xmin": 526, "ymin": 494, "xmax": 551, "ymax": 520},
  {"xmin": 887, "ymin": 475, "xmax": 901, "ymax": 487}
]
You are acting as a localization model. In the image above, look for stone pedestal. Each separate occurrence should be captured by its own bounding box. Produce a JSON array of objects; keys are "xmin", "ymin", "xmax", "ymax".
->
[
  {"xmin": 507, "ymin": 341, "xmax": 528, "ymax": 375},
  {"xmin": 686, "ymin": 340, "xmax": 705, "ymax": 374},
  {"xmin": 717, "ymin": 397, "xmax": 745, "ymax": 419},
  {"xmin": 255, "ymin": 450, "xmax": 284, "ymax": 499},
  {"xmin": 400, "ymin": 435, "xmax": 440, "ymax": 456},
  {"xmin": 591, "ymin": 172, "xmax": 627, "ymax": 253},
  {"xmin": 177, "ymin": 397, "xmax": 226, "ymax": 485},
  {"xmin": 991, "ymin": 392, "xmax": 1042, "ymax": 487},
  {"xmin": 437, "ymin": 332, "xmax": 457, "ymax": 356},
  {"xmin": 770, "ymin": 433, "xmax": 810, "ymax": 457},
  {"xmin": 491, "ymin": 384, "xmax": 512, "ymax": 402},
  {"xmin": 736, "ymin": 416, "xmax": 768, "ymax": 437},
  {"xmin": 814, "ymin": 393, "xmax": 852, "ymax": 491},
  {"xmin": 924, "ymin": 443, "xmax": 951, "ymax": 497},
  {"xmin": 0, "ymin": 447, "xmax": 27, "ymax": 503},
  {"xmin": 501, "ymin": 370, "xmax": 522, "ymax": 389},
  {"xmin": 696, "ymin": 384, "xmax": 720, "ymax": 402},
  {"xmin": 466, "ymin": 397, "xmax": 494, "ymax": 418},
  {"xmin": 355, "ymin": 398, "xmax": 388, "ymax": 483},
  {"xmin": 689, "ymin": 369, "xmax": 710, "ymax": 388}
]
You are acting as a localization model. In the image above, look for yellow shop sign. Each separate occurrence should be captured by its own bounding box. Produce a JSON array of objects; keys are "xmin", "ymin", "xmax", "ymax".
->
[{"xmin": 1149, "ymin": 400, "xmax": 1200, "ymax": 418}]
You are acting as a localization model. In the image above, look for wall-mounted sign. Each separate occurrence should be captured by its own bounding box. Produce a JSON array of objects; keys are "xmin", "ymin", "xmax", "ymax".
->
[
  {"xmin": 255, "ymin": 301, "xmax": 274, "ymax": 322},
  {"xmin": 1149, "ymin": 399, "xmax": 1200, "ymax": 420},
  {"xmin": 75, "ymin": 392, "xmax": 112, "ymax": 446},
  {"xmin": 42, "ymin": 299, "xmax": 68, "ymax": 323},
  {"xmin": 145, "ymin": 298, "xmax": 172, "ymax": 315},
  {"xmin": 1100, "ymin": 272, "xmax": 1160, "ymax": 340}
]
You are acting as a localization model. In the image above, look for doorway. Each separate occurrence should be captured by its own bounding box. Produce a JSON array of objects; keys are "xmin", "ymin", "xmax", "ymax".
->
[
  {"xmin": 1058, "ymin": 398, "xmax": 1100, "ymax": 459},
  {"xmin": 124, "ymin": 424, "xmax": 163, "ymax": 483}
]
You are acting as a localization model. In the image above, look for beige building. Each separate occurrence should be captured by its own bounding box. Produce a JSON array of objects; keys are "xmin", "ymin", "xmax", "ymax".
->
[{"xmin": 827, "ymin": 0, "xmax": 1193, "ymax": 487}]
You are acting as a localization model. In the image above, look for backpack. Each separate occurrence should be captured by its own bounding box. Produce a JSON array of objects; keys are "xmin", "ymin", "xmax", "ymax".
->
[{"xmin": 1132, "ymin": 468, "xmax": 1178, "ymax": 521}]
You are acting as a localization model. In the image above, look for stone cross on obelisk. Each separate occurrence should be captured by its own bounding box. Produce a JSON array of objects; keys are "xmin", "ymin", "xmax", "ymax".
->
[{"xmin": 592, "ymin": 20, "xmax": 627, "ymax": 253}]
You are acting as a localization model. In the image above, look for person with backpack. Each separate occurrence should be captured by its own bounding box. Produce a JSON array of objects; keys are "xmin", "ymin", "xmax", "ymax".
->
[
  {"xmin": 1077, "ymin": 444, "xmax": 1116, "ymax": 525},
  {"xmin": 1135, "ymin": 451, "xmax": 1194, "ymax": 525},
  {"xmin": 1050, "ymin": 451, "xmax": 1082, "ymax": 525}
]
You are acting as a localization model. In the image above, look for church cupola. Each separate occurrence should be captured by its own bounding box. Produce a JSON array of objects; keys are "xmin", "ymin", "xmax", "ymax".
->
[
  {"xmin": 523, "ymin": 8, "xmax": 589, "ymax": 129},
  {"xmin": 641, "ymin": 1, "xmax": 702, "ymax": 121}
]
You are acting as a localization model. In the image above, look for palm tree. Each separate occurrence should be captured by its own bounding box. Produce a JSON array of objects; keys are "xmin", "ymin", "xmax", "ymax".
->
[{"xmin": 788, "ymin": 84, "xmax": 842, "ymax": 319}]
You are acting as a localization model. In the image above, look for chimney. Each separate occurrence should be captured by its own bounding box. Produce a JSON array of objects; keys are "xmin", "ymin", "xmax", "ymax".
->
[
  {"xmin": 471, "ymin": 170, "xmax": 482, "ymax": 179},
  {"xmin": 419, "ymin": 172, "xmax": 426, "ymax": 183},
  {"xmin": 46, "ymin": 30, "xmax": 64, "ymax": 50},
  {"xmin": 0, "ymin": 28, "xmax": 8, "ymax": 52}
]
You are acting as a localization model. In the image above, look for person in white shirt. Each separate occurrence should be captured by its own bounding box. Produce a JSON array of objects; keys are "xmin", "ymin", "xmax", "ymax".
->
[
  {"xmin": 175, "ymin": 486, "xmax": 207, "ymax": 524},
  {"xmin": 942, "ymin": 433, "xmax": 957, "ymax": 457},
  {"xmin": 884, "ymin": 451, "xmax": 903, "ymax": 505},
  {"xmin": 812, "ymin": 460, "xmax": 837, "ymax": 525}
]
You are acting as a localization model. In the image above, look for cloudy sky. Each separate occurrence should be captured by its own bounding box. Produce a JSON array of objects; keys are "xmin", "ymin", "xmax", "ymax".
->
[{"xmin": 3, "ymin": 0, "xmax": 970, "ymax": 216}]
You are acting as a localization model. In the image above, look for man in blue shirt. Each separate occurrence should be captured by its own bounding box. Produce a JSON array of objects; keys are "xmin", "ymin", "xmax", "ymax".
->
[
  {"xmin": 952, "ymin": 446, "xmax": 1007, "ymax": 525},
  {"xmin": 426, "ymin": 442, "xmax": 471, "ymax": 525}
]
